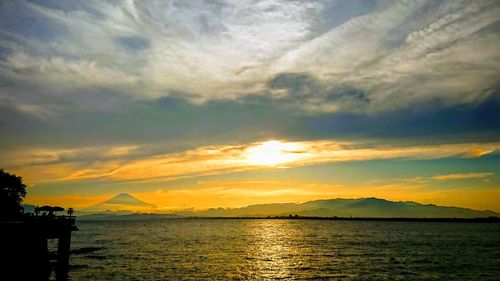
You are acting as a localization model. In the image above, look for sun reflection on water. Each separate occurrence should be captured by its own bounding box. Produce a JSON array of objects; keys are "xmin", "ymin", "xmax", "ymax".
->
[{"xmin": 246, "ymin": 220, "xmax": 305, "ymax": 279}]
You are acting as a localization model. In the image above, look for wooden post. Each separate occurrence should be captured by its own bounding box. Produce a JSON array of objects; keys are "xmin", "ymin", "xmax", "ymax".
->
[{"xmin": 55, "ymin": 224, "xmax": 72, "ymax": 281}]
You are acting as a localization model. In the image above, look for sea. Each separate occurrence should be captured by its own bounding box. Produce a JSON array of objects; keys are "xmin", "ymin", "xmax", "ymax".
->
[{"xmin": 68, "ymin": 219, "xmax": 500, "ymax": 280}]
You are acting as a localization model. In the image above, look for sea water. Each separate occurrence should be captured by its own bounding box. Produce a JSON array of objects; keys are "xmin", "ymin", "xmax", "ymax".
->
[{"xmin": 69, "ymin": 219, "xmax": 500, "ymax": 280}]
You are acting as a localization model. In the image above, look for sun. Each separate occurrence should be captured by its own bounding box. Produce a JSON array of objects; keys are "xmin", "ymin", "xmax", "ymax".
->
[{"xmin": 245, "ymin": 140, "xmax": 305, "ymax": 166}]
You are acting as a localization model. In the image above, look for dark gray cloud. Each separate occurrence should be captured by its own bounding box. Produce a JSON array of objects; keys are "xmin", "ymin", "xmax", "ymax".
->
[
  {"xmin": 296, "ymin": 96, "xmax": 500, "ymax": 143},
  {"xmin": 266, "ymin": 72, "xmax": 371, "ymax": 112},
  {"xmin": 268, "ymin": 72, "xmax": 319, "ymax": 98},
  {"xmin": 2, "ymin": 83, "xmax": 498, "ymax": 154}
]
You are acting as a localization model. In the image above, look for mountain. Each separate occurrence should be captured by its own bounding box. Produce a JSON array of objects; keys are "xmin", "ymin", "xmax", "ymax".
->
[
  {"xmin": 178, "ymin": 198, "xmax": 499, "ymax": 218},
  {"xmin": 99, "ymin": 193, "xmax": 154, "ymax": 206},
  {"xmin": 84, "ymin": 193, "xmax": 155, "ymax": 213}
]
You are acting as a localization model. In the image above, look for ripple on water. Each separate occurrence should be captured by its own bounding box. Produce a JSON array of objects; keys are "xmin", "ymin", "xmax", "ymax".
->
[{"xmin": 69, "ymin": 219, "xmax": 500, "ymax": 280}]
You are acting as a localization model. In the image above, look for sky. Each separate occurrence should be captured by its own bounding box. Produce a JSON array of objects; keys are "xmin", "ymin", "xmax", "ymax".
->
[{"xmin": 0, "ymin": 0, "xmax": 499, "ymax": 212}]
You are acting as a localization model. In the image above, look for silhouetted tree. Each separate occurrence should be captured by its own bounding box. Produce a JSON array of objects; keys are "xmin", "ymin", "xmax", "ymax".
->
[{"xmin": 0, "ymin": 169, "xmax": 27, "ymax": 219}]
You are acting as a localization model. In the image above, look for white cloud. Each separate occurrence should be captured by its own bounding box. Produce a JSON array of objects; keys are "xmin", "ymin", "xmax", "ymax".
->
[{"xmin": 0, "ymin": 0, "xmax": 499, "ymax": 114}]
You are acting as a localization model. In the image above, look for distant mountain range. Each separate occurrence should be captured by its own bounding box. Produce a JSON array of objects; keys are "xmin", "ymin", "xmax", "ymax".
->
[
  {"xmin": 179, "ymin": 198, "xmax": 498, "ymax": 219},
  {"xmin": 24, "ymin": 195, "xmax": 499, "ymax": 220}
]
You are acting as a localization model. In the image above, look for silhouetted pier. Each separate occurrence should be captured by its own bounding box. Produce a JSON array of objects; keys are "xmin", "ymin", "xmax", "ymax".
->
[{"xmin": 0, "ymin": 215, "xmax": 77, "ymax": 280}]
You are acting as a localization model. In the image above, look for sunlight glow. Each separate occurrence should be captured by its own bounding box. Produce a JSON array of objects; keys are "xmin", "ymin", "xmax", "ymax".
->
[{"xmin": 245, "ymin": 140, "xmax": 307, "ymax": 166}]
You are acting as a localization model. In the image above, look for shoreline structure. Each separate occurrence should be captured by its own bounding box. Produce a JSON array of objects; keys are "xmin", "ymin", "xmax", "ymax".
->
[{"xmin": 0, "ymin": 215, "xmax": 77, "ymax": 281}]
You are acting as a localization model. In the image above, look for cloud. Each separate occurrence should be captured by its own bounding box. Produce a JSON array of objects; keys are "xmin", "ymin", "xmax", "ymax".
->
[
  {"xmin": 1, "ymin": 87, "xmax": 498, "ymax": 160},
  {"xmin": 432, "ymin": 172, "xmax": 494, "ymax": 181},
  {"xmin": 265, "ymin": 72, "xmax": 372, "ymax": 113},
  {"xmin": 370, "ymin": 171, "xmax": 496, "ymax": 187},
  {"xmin": 115, "ymin": 35, "xmax": 151, "ymax": 52},
  {"xmin": 6, "ymin": 139, "xmax": 498, "ymax": 185},
  {"xmin": 0, "ymin": 0, "xmax": 498, "ymax": 116}
]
